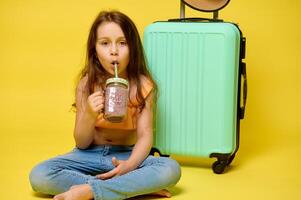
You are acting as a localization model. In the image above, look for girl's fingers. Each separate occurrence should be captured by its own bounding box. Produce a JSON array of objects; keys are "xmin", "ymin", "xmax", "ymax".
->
[
  {"xmin": 95, "ymin": 104, "xmax": 104, "ymax": 112},
  {"xmin": 92, "ymin": 91, "xmax": 102, "ymax": 96},
  {"xmin": 86, "ymin": 90, "xmax": 105, "ymax": 114},
  {"xmin": 96, "ymin": 168, "xmax": 119, "ymax": 180},
  {"xmin": 112, "ymin": 157, "xmax": 120, "ymax": 167},
  {"xmin": 92, "ymin": 96, "xmax": 104, "ymax": 104},
  {"xmin": 87, "ymin": 100, "xmax": 103, "ymax": 113},
  {"xmin": 89, "ymin": 91, "xmax": 103, "ymax": 99},
  {"xmin": 88, "ymin": 95, "xmax": 103, "ymax": 106},
  {"xmin": 93, "ymin": 97, "xmax": 104, "ymax": 106}
]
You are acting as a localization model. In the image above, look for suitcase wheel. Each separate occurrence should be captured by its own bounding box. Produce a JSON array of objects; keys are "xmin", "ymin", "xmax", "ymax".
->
[
  {"xmin": 212, "ymin": 160, "xmax": 227, "ymax": 174},
  {"xmin": 210, "ymin": 153, "xmax": 236, "ymax": 174}
]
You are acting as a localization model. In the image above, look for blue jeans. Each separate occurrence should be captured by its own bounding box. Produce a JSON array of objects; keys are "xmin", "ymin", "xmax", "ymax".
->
[{"xmin": 29, "ymin": 145, "xmax": 181, "ymax": 200}]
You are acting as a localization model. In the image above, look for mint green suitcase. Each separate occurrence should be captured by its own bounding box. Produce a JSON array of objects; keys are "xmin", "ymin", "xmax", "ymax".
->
[{"xmin": 143, "ymin": 4, "xmax": 247, "ymax": 174}]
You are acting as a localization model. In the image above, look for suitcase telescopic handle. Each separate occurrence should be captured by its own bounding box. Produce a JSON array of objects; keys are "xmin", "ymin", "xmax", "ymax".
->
[{"xmin": 168, "ymin": 17, "xmax": 223, "ymax": 22}]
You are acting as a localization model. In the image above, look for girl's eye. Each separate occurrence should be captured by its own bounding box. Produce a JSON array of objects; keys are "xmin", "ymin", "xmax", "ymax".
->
[
  {"xmin": 119, "ymin": 41, "xmax": 127, "ymax": 46},
  {"xmin": 100, "ymin": 41, "xmax": 109, "ymax": 46}
]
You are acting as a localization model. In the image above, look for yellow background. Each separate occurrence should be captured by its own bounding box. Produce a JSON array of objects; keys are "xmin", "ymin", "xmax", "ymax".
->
[{"xmin": 0, "ymin": 0, "xmax": 300, "ymax": 199}]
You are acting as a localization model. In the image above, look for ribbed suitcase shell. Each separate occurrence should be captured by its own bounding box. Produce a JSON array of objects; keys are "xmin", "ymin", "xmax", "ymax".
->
[{"xmin": 144, "ymin": 22, "xmax": 240, "ymax": 157}]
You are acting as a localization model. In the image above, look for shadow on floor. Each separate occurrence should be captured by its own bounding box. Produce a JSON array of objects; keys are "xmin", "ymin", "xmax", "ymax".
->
[
  {"xmin": 32, "ymin": 191, "xmax": 53, "ymax": 199},
  {"xmin": 128, "ymin": 186, "xmax": 183, "ymax": 200},
  {"xmin": 171, "ymin": 152, "xmax": 245, "ymax": 174},
  {"xmin": 172, "ymin": 155, "xmax": 213, "ymax": 169},
  {"xmin": 31, "ymin": 187, "xmax": 183, "ymax": 200}
]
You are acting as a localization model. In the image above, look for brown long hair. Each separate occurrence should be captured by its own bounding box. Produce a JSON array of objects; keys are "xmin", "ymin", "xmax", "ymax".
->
[{"xmin": 76, "ymin": 10, "xmax": 157, "ymax": 110}]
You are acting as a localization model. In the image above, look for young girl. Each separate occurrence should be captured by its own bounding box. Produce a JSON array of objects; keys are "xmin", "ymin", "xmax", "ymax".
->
[{"xmin": 29, "ymin": 10, "xmax": 181, "ymax": 200}]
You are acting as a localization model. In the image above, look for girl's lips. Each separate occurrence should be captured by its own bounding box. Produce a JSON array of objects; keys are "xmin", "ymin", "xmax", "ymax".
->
[
  {"xmin": 111, "ymin": 61, "xmax": 119, "ymax": 68},
  {"xmin": 111, "ymin": 61, "xmax": 119, "ymax": 65},
  {"xmin": 110, "ymin": 63, "xmax": 119, "ymax": 72}
]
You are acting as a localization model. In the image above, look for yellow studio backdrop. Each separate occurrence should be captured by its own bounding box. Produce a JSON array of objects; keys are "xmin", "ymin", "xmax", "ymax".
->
[{"xmin": 0, "ymin": 0, "xmax": 300, "ymax": 200}]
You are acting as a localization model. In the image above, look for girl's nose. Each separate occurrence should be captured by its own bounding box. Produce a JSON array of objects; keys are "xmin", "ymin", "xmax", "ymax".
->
[{"xmin": 110, "ymin": 45, "xmax": 118, "ymax": 55}]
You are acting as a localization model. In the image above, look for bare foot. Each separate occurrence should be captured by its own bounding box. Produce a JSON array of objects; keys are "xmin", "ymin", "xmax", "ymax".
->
[
  {"xmin": 69, "ymin": 185, "xmax": 82, "ymax": 190},
  {"xmin": 149, "ymin": 189, "xmax": 171, "ymax": 198},
  {"xmin": 53, "ymin": 184, "xmax": 93, "ymax": 200}
]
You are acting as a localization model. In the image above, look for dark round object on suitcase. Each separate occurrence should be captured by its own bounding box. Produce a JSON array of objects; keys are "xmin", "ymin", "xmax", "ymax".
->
[
  {"xmin": 212, "ymin": 160, "xmax": 227, "ymax": 174},
  {"xmin": 182, "ymin": 0, "xmax": 231, "ymax": 12}
]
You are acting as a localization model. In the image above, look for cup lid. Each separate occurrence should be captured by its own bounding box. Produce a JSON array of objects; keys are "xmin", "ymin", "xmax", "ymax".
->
[{"xmin": 106, "ymin": 77, "xmax": 129, "ymax": 87}]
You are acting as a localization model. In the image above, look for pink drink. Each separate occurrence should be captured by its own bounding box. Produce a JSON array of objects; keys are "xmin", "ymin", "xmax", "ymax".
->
[{"xmin": 104, "ymin": 78, "xmax": 129, "ymax": 123}]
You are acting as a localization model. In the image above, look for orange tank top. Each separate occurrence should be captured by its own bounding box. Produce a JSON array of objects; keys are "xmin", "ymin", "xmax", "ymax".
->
[{"xmin": 94, "ymin": 76, "xmax": 153, "ymax": 130}]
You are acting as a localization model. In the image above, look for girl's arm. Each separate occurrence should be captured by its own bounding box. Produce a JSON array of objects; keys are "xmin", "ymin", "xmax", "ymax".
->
[
  {"xmin": 73, "ymin": 77, "xmax": 104, "ymax": 149},
  {"xmin": 127, "ymin": 92, "xmax": 154, "ymax": 169},
  {"xmin": 97, "ymin": 92, "xmax": 154, "ymax": 179}
]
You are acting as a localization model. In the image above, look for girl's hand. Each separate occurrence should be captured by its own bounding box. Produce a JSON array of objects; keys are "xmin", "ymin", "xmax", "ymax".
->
[
  {"xmin": 96, "ymin": 157, "xmax": 133, "ymax": 180},
  {"xmin": 86, "ymin": 91, "xmax": 104, "ymax": 117}
]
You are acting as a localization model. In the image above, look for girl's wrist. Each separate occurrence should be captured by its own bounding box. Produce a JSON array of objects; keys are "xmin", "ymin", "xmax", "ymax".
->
[
  {"xmin": 125, "ymin": 158, "xmax": 139, "ymax": 171},
  {"xmin": 84, "ymin": 109, "xmax": 98, "ymax": 121}
]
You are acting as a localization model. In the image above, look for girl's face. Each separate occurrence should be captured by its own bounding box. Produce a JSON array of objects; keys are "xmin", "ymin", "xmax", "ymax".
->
[{"xmin": 95, "ymin": 22, "xmax": 130, "ymax": 78}]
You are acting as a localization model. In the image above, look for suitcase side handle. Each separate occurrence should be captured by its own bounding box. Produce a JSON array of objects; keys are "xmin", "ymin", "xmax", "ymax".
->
[
  {"xmin": 240, "ymin": 62, "xmax": 247, "ymax": 119},
  {"xmin": 239, "ymin": 37, "xmax": 247, "ymax": 119}
]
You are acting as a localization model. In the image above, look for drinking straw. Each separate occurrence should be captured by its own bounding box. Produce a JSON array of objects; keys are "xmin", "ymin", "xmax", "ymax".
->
[{"xmin": 114, "ymin": 62, "xmax": 118, "ymax": 78}]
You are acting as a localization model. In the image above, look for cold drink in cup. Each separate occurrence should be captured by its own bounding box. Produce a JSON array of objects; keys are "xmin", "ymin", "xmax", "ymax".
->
[{"xmin": 104, "ymin": 77, "xmax": 129, "ymax": 123}]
